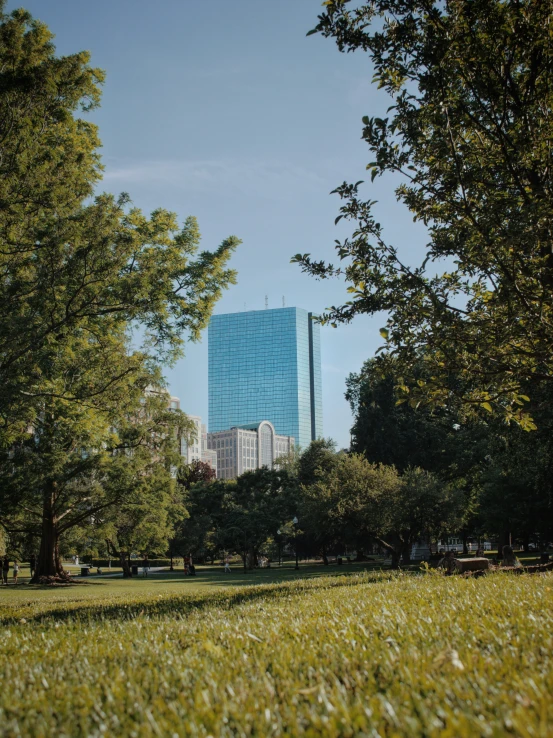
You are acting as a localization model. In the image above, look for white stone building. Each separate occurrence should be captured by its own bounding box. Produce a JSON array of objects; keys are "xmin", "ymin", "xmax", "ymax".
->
[
  {"xmin": 181, "ymin": 414, "xmax": 202, "ymax": 463},
  {"xmin": 201, "ymin": 424, "xmax": 218, "ymax": 473},
  {"xmin": 207, "ymin": 420, "xmax": 294, "ymax": 480},
  {"xmin": 170, "ymin": 402, "xmax": 217, "ymax": 473}
]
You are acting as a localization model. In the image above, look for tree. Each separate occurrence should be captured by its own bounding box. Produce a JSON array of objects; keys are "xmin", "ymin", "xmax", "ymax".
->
[
  {"xmin": 177, "ymin": 460, "xmax": 217, "ymax": 491},
  {"xmin": 182, "ymin": 467, "xmax": 296, "ymax": 570},
  {"xmin": 295, "ymin": 0, "xmax": 553, "ymax": 427},
  {"xmin": 297, "ymin": 438, "xmax": 338, "ymax": 486},
  {"xmin": 100, "ymin": 460, "xmax": 185, "ymax": 578},
  {"xmin": 0, "ymin": 6, "xmax": 239, "ymax": 579},
  {"xmin": 377, "ymin": 467, "xmax": 466, "ymax": 567},
  {"xmin": 294, "ymin": 439, "xmax": 340, "ymax": 563},
  {"xmin": 303, "ymin": 453, "xmax": 465, "ymax": 568},
  {"xmin": 225, "ymin": 467, "xmax": 295, "ymax": 569},
  {"xmin": 477, "ymin": 382, "xmax": 553, "ymax": 551},
  {"xmin": 0, "ymin": 383, "xmax": 187, "ymax": 581},
  {"xmin": 346, "ymin": 358, "xmax": 492, "ymax": 483},
  {"xmin": 302, "ymin": 453, "xmax": 403, "ymax": 563},
  {"xmin": 0, "ymin": 4, "xmax": 238, "ymax": 440},
  {"xmin": 177, "ymin": 478, "xmax": 233, "ymax": 564},
  {"xmin": 169, "ymin": 460, "xmax": 216, "ymax": 565}
]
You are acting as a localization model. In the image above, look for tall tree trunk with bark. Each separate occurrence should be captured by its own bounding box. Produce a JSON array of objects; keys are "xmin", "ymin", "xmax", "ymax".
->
[
  {"xmin": 119, "ymin": 551, "xmax": 132, "ymax": 578},
  {"xmin": 106, "ymin": 540, "xmax": 132, "ymax": 577},
  {"xmin": 32, "ymin": 482, "xmax": 70, "ymax": 582}
]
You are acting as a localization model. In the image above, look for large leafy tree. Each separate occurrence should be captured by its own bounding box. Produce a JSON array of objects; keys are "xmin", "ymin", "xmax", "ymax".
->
[
  {"xmin": 295, "ymin": 0, "xmax": 553, "ymax": 426},
  {"xmin": 182, "ymin": 467, "xmax": 296, "ymax": 569},
  {"xmin": 0, "ymin": 5, "xmax": 239, "ymax": 578},
  {"xmin": 0, "ymin": 5, "xmax": 238, "ymax": 444},
  {"xmin": 303, "ymin": 453, "xmax": 465, "ymax": 568},
  {"xmin": 100, "ymin": 454, "xmax": 187, "ymax": 578},
  {"xmin": 0, "ymin": 383, "xmax": 188, "ymax": 580},
  {"xmin": 346, "ymin": 358, "xmax": 490, "ymax": 478}
]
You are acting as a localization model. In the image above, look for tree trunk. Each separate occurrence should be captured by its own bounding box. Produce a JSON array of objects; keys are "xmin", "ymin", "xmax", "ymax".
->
[
  {"xmin": 462, "ymin": 530, "xmax": 469, "ymax": 555},
  {"xmin": 522, "ymin": 533, "xmax": 530, "ymax": 553},
  {"xmin": 401, "ymin": 540, "xmax": 411, "ymax": 565},
  {"xmin": 322, "ymin": 543, "xmax": 329, "ymax": 565},
  {"xmin": 32, "ymin": 485, "xmax": 70, "ymax": 582},
  {"xmin": 246, "ymin": 547, "xmax": 255, "ymax": 570},
  {"xmin": 390, "ymin": 549, "xmax": 401, "ymax": 569},
  {"xmin": 120, "ymin": 551, "xmax": 132, "ymax": 578}
]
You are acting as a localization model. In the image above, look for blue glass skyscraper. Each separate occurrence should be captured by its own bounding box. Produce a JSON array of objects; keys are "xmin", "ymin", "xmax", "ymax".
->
[{"xmin": 208, "ymin": 307, "xmax": 323, "ymax": 449}]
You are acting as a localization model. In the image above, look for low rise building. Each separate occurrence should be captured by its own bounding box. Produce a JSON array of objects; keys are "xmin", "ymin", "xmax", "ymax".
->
[{"xmin": 207, "ymin": 420, "xmax": 294, "ymax": 480}]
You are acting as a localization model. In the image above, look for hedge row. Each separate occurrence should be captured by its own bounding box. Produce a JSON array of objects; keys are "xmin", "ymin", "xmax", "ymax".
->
[{"xmin": 90, "ymin": 558, "xmax": 175, "ymax": 568}]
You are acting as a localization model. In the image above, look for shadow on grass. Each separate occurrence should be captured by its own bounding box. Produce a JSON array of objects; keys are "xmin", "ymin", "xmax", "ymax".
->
[{"xmin": 1, "ymin": 569, "xmax": 401, "ymax": 625}]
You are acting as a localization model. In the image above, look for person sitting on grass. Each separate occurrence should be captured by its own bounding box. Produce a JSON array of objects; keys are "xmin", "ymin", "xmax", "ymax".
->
[
  {"xmin": 438, "ymin": 550, "xmax": 457, "ymax": 575},
  {"xmin": 2, "ymin": 556, "xmax": 9, "ymax": 585},
  {"xmin": 501, "ymin": 545, "xmax": 522, "ymax": 568}
]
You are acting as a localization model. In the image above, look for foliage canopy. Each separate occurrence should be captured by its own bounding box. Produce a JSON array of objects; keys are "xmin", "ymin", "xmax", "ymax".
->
[{"xmin": 296, "ymin": 0, "xmax": 553, "ymax": 427}]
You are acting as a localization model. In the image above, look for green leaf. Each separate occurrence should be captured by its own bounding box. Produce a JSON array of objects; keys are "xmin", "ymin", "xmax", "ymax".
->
[
  {"xmin": 480, "ymin": 402, "xmax": 493, "ymax": 413},
  {"xmin": 379, "ymin": 327, "xmax": 389, "ymax": 340}
]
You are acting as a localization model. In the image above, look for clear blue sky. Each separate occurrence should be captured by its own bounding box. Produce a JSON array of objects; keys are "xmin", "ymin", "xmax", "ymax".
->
[{"xmin": 11, "ymin": 0, "xmax": 427, "ymax": 449}]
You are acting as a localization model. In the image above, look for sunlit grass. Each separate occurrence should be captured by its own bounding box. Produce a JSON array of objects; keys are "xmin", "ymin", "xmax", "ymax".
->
[{"xmin": 0, "ymin": 570, "xmax": 552, "ymax": 737}]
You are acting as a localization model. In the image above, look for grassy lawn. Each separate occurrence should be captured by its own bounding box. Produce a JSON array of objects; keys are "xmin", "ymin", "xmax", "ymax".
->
[
  {"xmin": 0, "ymin": 562, "xmax": 381, "ymax": 616},
  {"xmin": 0, "ymin": 567, "xmax": 552, "ymax": 737}
]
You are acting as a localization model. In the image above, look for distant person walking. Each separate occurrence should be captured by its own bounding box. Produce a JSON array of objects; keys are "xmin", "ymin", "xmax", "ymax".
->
[
  {"xmin": 13, "ymin": 560, "xmax": 19, "ymax": 585},
  {"xmin": 29, "ymin": 554, "xmax": 36, "ymax": 578},
  {"xmin": 2, "ymin": 556, "xmax": 9, "ymax": 585},
  {"xmin": 142, "ymin": 556, "xmax": 150, "ymax": 577},
  {"xmin": 224, "ymin": 556, "xmax": 231, "ymax": 574}
]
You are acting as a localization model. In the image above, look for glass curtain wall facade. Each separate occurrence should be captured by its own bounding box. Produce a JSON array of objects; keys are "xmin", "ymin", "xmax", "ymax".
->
[{"xmin": 208, "ymin": 307, "xmax": 323, "ymax": 449}]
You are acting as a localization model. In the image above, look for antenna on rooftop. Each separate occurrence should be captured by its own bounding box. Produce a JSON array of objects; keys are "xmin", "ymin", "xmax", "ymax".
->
[
  {"xmin": 265, "ymin": 295, "xmax": 268, "ymax": 309},
  {"xmin": 282, "ymin": 296, "xmax": 285, "ymax": 307}
]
